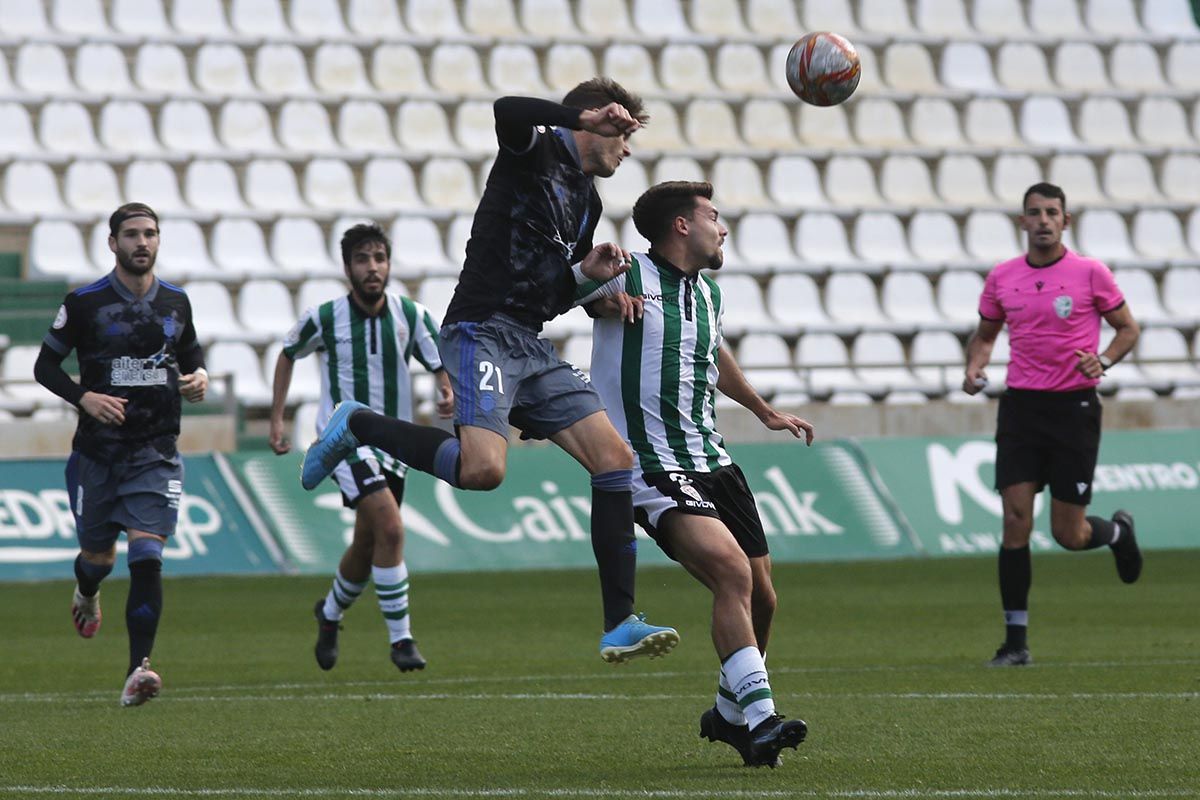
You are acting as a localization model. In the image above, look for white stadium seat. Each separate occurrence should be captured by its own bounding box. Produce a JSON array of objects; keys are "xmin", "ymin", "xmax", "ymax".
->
[
  {"xmin": 595, "ymin": 158, "xmax": 647, "ymax": 213},
  {"xmin": 714, "ymin": 275, "xmax": 772, "ymax": 335},
  {"xmin": 255, "ymin": 45, "xmax": 315, "ymax": 96},
  {"xmin": 125, "ymin": 161, "xmax": 187, "ymax": 215},
  {"xmin": 1135, "ymin": 98, "xmax": 1194, "ymax": 148},
  {"xmin": 1086, "ymin": 0, "xmax": 1144, "ymax": 34},
  {"xmin": 767, "ymin": 157, "xmax": 827, "ymax": 209},
  {"xmin": 712, "ymin": 158, "xmax": 768, "ymax": 210},
  {"xmin": 40, "ymin": 101, "xmax": 102, "ymax": 155},
  {"xmin": 910, "ymin": 99, "xmax": 966, "ymax": 149},
  {"xmin": 264, "ymin": 341, "xmax": 321, "ymax": 404},
  {"xmin": 1162, "ymin": 155, "xmax": 1200, "ymax": 203},
  {"xmin": 854, "ymin": 332, "xmax": 922, "ymax": 394},
  {"xmin": 1143, "ymin": 0, "xmax": 1200, "ymax": 35},
  {"xmin": 64, "ymin": 162, "xmax": 120, "ymax": 214},
  {"xmin": 632, "ymin": 0, "xmax": 692, "ymax": 37},
  {"xmin": 974, "ymin": 0, "xmax": 1030, "ymax": 34},
  {"xmin": 489, "ymin": 44, "xmax": 548, "ymax": 94},
  {"xmin": 940, "ymin": 43, "xmax": 1000, "ymax": 93},
  {"xmin": 1029, "ymin": 0, "xmax": 1087, "ymax": 35},
  {"xmin": 1162, "ymin": 268, "xmax": 1200, "ymax": 322},
  {"xmin": 992, "ymin": 154, "xmax": 1042, "ymax": 207},
  {"xmin": 0, "ymin": 0, "xmax": 51, "ymax": 36},
  {"xmin": 824, "ymin": 156, "xmax": 884, "ymax": 209},
  {"xmin": 100, "ymin": 102, "xmax": 162, "ymax": 155},
  {"xmin": 916, "ymin": 0, "xmax": 973, "ymax": 35},
  {"xmin": 171, "ymin": 0, "xmax": 232, "ymax": 35},
  {"xmin": 372, "ymin": 45, "xmax": 431, "ymax": 94},
  {"xmin": 160, "ymin": 100, "xmax": 221, "ymax": 155},
  {"xmin": 910, "ymin": 211, "xmax": 970, "ymax": 270},
  {"xmin": 884, "ymin": 43, "xmax": 941, "ymax": 94},
  {"xmin": 211, "ymin": 218, "xmax": 279, "ymax": 279},
  {"xmin": 0, "ymin": 103, "xmax": 39, "ymax": 157},
  {"xmin": 135, "ymin": 44, "xmax": 193, "ymax": 95},
  {"xmin": 195, "ymin": 43, "xmax": 256, "ymax": 95},
  {"xmin": 1077, "ymin": 210, "xmax": 1138, "ymax": 264},
  {"xmin": 716, "ymin": 45, "xmax": 769, "ymax": 95},
  {"xmin": 1165, "ymin": 43, "xmax": 1200, "ymax": 90},
  {"xmin": 157, "ymin": 220, "xmax": 221, "ymax": 279},
  {"xmin": 390, "ymin": 217, "xmax": 454, "ymax": 275},
  {"xmin": 184, "ymin": 281, "xmax": 247, "ymax": 343},
  {"xmin": 271, "ymin": 217, "xmax": 339, "ymax": 276},
  {"xmin": 1103, "ymin": 154, "xmax": 1160, "ymax": 205},
  {"xmin": 30, "ymin": 221, "xmax": 95, "ymax": 279},
  {"xmin": 279, "ymin": 100, "xmax": 338, "ymax": 154},
  {"xmin": 397, "ymin": 101, "xmax": 457, "ymax": 154},
  {"xmin": 245, "ymin": 160, "xmax": 306, "ymax": 214},
  {"xmin": 3, "ymin": 345, "xmax": 65, "ymax": 406},
  {"xmin": 881, "ymin": 155, "xmax": 940, "ymax": 208},
  {"xmin": 853, "ymin": 212, "xmax": 915, "ymax": 270},
  {"xmin": 767, "ymin": 274, "xmax": 841, "ymax": 333},
  {"xmin": 735, "ymin": 214, "xmax": 797, "ymax": 271},
  {"xmin": 219, "ymin": 100, "xmax": 281, "ymax": 154},
  {"xmin": 290, "ymin": 0, "xmax": 349, "ymax": 37},
  {"xmin": 965, "ymin": 99, "xmax": 1020, "ymax": 148},
  {"xmin": 742, "ymin": 100, "xmax": 798, "ymax": 151},
  {"xmin": 1079, "ymin": 98, "xmax": 1136, "ymax": 148},
  {"xmin": 911, "ymin": 330, "xmax": 964, "ymax": 394},
  {"xmin": 1020, "ymin": 97, "xmax": 1078, "ymax": 147},
  {"xmin": 965, "ymin": 212, "xmax": 1020, "ymax": 264},
  {"xmin": 303, "ymin": 159, "xmax": 365, "ymax": 212},
  {"xmin": 998, "ymin": 43, "xmax": 1053, "ymax": 92},
  {"xmin": 796, "ymin": 333, "xmax": 862, "ymax": 398},
  {"xmin": 577, "ymin": 0, "xmax": 634, "ymax": 36},
  {"xmin": 747, "ymin": 0, "xmax": 799, "ymax": 33},
  {"xmin": 4, "ymin": 162, "xmax": 67, "ymax": 215},
  {"xmin": 420, "ymin": 158, "xmax": 477, "ymax": 212},
  {"xmin": 936, "ymin": 155, "xmax": 995, "ymax": 208},
  {"xmin": 207, "ymin": 342, "xmax": 273, "ymax": 407},
  {"xmin": 937, "ymin": 271, "xmax": 986, "ymax": 328},
  {"xmin": 363, "ymin": 159, "xmax": 423, "ymax": 213},
  {"xmin": 51, "ymin": 0, "xmax": 111, "ymax": 37},
  {"xmin": 685, "ymin": 100, "xmax": 743, "ymax": 150},
  {"xmin": 349, "ymin": 0, "xmax": 406, "ymax": 35},
  {"xmin": 859, "ymin": 0, "xmax": 916, "ymax": 35},
  {"xmin": 1056, "ymin": 43, "xmax": 1111, "ymax": 92},
  {"xmin": 1137, "ymin": 328, "xmax": 1200, "ymax": 387},
  {"xmin": 546, "ymin": 45, "xmax": 599, "ymax": 94},
  {"xmin": 75, "ymin": 44, "xmax": 135, "ymax": 95},
  {"xmin": 185, "ymin": 160, "xmax": 247, "ymax": 213},
  {"xmin": 430, "ymin": 44, "xmax": 488, "ymax": 96},
  {"xmin": 652, "ymin": 156, "xmax": 705, "ymax": 186},
  {"xmin": 853, "ymin": 99, "xmax": 909, "ymax": 150},
  {"xmin": 407, "ymin": 0, "xmax": 467, "ymax": 36},
  {"xmin": 881, "ymin": 272, "xmax": 945, "ymax": 332},
  {"xmin": 825, "ymin": 272, "xmax": 889, "ymax": 330},
  {"xmin": 1113, "ymin": 268, "xmax": 1169, "ymax": 324},
  {"xmin": 230, "ymin": 0, "xmax": 290, "ymax": 37},
  {"xmin": 519, "ymin": 0, "xmax": 576, "ymax": 37},
  {"xmin": 796, "ymin": 103, "xmax": 853, "ymax": 149},
  {"xmin": 736, "ymin": 334, "xmax": 806, "ymax": 397},
  {"xmin": 1110, "ymin": 43, "xmax": 1167, "ymax": 92},
  {"xmin": 603, "ymin": 45, "xmax": 660, "ymax": 94},
  {"xmin": 339, "ymin": 101, "xmax": 395, "ymax": 153},
  {"xmin": 796, "ymin": 212, "xmax": 856, "ymax": 270},
  {"xmin": 297, "ymin": 279, "xmax": 348, "ymax": 316},
  {"xmin": 661, "ymin": 44, "xmax": 715, "ymax": 95},
  {"xmin": 1048, "ymin": 155, "xmax": 1105, "ymax": 207},
  {"xmin": 313, "ymin": 44, "xmax": 372, "ymax": 96},
  {"xmin": 1132, "ymin": 211, "xmax": 1192, "ymax": 262}
]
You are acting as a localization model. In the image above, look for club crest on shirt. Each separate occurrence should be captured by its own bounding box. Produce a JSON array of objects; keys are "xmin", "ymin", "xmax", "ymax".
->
[
  {"xmin": 1054, "ymin": 295, "xmax": 1073, "ymax": 318},
  {"xmin": 162, "ymin": 315, "xmax": 175, "ymax": 338}
]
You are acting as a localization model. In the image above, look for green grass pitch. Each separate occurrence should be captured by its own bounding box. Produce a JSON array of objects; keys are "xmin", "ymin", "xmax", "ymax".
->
[{"xmin": 2, "ymin": 551, "xmax": 1198, "ymax": 799}]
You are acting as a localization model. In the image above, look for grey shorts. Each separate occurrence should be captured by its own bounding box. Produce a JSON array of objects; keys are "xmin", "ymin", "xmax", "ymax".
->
[
  {"xmin": 439, "ymin": 314, "xmax": 604, "ymax": 440},
  {"xmin": 65, "ymin": 450, "xmax": 183, "ymax": 551}
]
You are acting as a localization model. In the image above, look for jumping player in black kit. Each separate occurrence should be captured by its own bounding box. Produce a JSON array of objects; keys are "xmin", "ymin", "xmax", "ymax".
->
[
  {"xmin": 34, "ymin": 202, "xmax": 208, "ymax": 706},
  {"xmin": 301, "ymin": 79, "xmax": 679, "ymax": 662}
]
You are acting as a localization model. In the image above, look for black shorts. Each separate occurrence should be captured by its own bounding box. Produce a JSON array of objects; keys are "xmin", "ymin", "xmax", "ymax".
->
[
  {"xmin": 339, "ymin": 458, "xmax": 406, "ymax": 510},
  {"xmin": 995, "ymin": 388, "xmax": 1101, "ymax": 505},
  {"xmin": 633, "ymin": 464, "xmax": 769, "ymax": 561}
]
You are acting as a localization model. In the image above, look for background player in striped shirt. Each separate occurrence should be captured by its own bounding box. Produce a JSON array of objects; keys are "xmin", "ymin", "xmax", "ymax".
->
[
  {"xmin": 963, "ymin": 183, "xmax": 1143, "ymax": 667},
  {"xmin": 269, "ymin": 223, "xmax": 453, "ymax": 673},
  {"xmin": 299, "ymin": 79, "xmax": 678, "ymax": 663},
  {"xmin": 585, "ymin": 181, "xmax": 814, "ymax": 766},
  {"xmin": 33, "ymin": 202, "xmax": 208, "ymax": 707}
]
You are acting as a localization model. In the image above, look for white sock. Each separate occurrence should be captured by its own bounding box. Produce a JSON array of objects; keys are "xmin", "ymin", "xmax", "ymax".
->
[
  {"xmin": 324, "ymin": 569, "xmax": 366, "ymax": 622},
  {"xmin": 723, "ymin": 645, "xmax": 775, "ymax": 731},
  {"xmin": 716, "ymin": 668, "xmax": 745, "ymax": 725},
  {"xmin": 373, "ymin": 562, "xmax": 412, "ymax": 643}
]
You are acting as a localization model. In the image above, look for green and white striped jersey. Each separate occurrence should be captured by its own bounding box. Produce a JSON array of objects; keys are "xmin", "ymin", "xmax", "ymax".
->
[
  {"xmin": 283, "ymin": 292, "xmax": 441, "ymax": 474},
  {"xmin": 589, "ymin": 253, "xmax": 732, "ymax": 475}
]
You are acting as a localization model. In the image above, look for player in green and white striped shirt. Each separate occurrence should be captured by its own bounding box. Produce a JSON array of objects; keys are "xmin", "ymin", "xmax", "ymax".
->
[
  {"xmin": 583, "ymin": 182, "xmax": 815, "ymax": 767},
  {"xmin": 269, "ymin": 223, "xmax": 453, "ymax": 673}
]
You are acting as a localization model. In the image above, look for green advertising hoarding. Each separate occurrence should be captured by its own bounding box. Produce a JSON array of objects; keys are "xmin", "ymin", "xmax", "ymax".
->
[
  {"xmin": 0, "ymin": 455, "xmax": 281, "ymax": 581},
  {"xmin": 230, "ymin": 441, "xmax": 919, "ymax": 575},
  {"xmin": 860, "ymin": 429, "xmax": 1200, "ymax": 556}
]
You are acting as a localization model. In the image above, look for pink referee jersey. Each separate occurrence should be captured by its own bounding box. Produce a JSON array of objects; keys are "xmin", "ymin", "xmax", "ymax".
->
[{"xmin": 979, "ymin": 249, "xmax": 1125, "ymax": 392}]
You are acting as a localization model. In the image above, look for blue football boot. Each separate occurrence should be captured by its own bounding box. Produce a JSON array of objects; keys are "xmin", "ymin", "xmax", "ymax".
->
[
  {"xmin": 300, "ymin": 400, "xmax": 367, "ymax": 490},
  {"xmin": 599, "ymin": 613, "xmax": 679, "ymax": 664}
]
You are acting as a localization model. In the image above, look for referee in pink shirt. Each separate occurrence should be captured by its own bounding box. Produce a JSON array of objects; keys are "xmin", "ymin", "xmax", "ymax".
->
[{"xmin": 963, "ymin": 183, "xmax": 1143, "ymax": 667}]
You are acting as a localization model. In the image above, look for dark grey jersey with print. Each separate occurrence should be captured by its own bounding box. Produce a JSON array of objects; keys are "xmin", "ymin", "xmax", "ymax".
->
[{"xmin": 43, "ymin": 272, "xmax": 203, "ymax": 462}]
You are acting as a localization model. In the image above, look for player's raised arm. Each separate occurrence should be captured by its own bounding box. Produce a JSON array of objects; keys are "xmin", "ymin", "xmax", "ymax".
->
[{"xmin": 716, "ymin": 345, "xmax": 814, "ymax": 445}]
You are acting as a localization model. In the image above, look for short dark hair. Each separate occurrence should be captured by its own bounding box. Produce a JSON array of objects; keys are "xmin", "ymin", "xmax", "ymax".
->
[
  {"xmin": 562, "ymin": 77, "xmax": 649, "ymax": 125},
  {"xmin": 1022, "ymin": 182, "xmax": 1067, "ymax": 213},
  {"xmin": 108, "ymin": 202, "xmax": 158, "ymax": 237},
  {"xmin": 631, "ymin": 181, "xmax": 714, "ymax": 245},
  {"xmin": 339, "ymin": 222, "xmax": 391, "ymax": 267}
]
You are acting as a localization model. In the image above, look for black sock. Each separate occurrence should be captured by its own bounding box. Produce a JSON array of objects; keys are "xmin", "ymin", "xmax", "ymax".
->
[
  {"xmin": 592, "ymin": 484, "xmax": 636, "ymax": 631},
  {"xmin": 348, "ymin": 410, "xmax": 456, "ymax": 478},
  {"xmin": 1084, "ymin": 516, "xmax": 1117, "ymax": 549},
  {"xmin": 74, "ymin": 554, "xmax": 111, "ymax": 597},
  {"xmin": 126, "ymin": 559, "xmax": 163, "ymax": 675},
  {"xmin": 999, "ymin": 546, "xmax": 1031, "ymax": 650}
]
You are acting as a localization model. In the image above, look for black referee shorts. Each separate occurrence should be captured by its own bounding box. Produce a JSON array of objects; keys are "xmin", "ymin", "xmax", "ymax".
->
[{"xmin": 994, "ymin": 388, "xmax": 1102, "ymax": 505}]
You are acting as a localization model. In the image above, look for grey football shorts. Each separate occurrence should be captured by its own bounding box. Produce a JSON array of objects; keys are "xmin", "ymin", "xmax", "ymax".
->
[
  {"xmin": 439, "ymin": 313, "xmax": 605, "ymax": 440},
  {"xmin": 65, "ymin": 450, "xmax": 183, "ymax": 551}
]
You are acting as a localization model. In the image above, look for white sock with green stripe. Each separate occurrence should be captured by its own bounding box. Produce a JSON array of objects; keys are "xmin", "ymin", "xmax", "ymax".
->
[
  {"xmin": 716, "ymin": 668, "xmax": 746, "ymax": 726},
  {"xmin": 724, "ymin": 645, "xmax": 775, "ymax": 731},
  {"xmin": 373, "ymin": 562, "xmax": 412, "ymax": 643},
  {"xmin": 324, "ymin": 569, "xmax": 366, "ymax": 622}
]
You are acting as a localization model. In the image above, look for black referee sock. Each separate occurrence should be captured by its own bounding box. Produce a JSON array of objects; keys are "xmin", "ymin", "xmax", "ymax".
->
[
  {"xmin": 1084, "ymin": 516, "xmax": 1117, "ymax": 549},
  {"xmin": 999, "ymin": 546, "xmax": 1031, "ymax": 650},
  {"xmin": 126, "ymin": 559, "xmax": 163, "ymax": 676},
  {"xmin": 592, "ymin": 471, "xmax": 637, "ymax": 631},
  {"xmin": 349, "ymin": 411, "xmax": 457, "ymax": 481}
]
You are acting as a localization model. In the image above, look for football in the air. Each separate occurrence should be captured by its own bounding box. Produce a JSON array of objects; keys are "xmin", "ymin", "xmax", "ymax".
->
[{"xmin": 785, "ymin": 32, "xmax": 862, "ymax": 106}]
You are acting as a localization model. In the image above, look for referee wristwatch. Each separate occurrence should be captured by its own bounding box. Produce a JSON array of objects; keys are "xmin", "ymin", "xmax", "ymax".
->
[{"xmin": 1098, "ymin": 354, "xmax": 1113, "ymax": 372}]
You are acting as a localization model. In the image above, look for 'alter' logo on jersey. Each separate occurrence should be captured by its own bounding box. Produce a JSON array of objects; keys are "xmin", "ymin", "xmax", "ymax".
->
[
  {"xmin": 1054, "ymin": 295, "xmax": 1073, "ymax": 318},
  {"xmin": 111, "ymin": 347, "xmax": 172, "ymax": 386}
]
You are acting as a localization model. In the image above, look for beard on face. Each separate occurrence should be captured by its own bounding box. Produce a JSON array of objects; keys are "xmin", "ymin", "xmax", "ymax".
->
[
  {"xmin": 350, "ymin": 272, "xmax": 386, "ymax": 303},
  {"xmin": 706, "ymin": 246, "xmax": 724, "ymax": 271},
  {"xmin": 116, "ymin": 247, "xmax": 156, "ymax": 275}
]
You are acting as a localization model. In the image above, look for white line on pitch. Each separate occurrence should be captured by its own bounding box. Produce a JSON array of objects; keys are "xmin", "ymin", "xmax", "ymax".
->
[{"xmin": 2, "ymin": 786, "xmax": 1198, "ymax": 798}]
